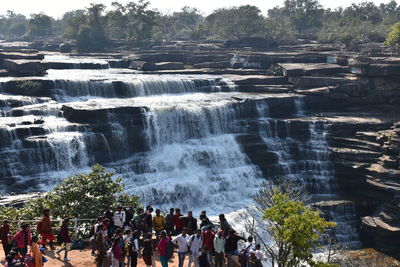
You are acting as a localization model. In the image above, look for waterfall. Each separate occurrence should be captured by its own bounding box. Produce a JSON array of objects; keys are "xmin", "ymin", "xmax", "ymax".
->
[{"xmin": 48, "ymin": 72, "xmax": 235, "ymax": 100}]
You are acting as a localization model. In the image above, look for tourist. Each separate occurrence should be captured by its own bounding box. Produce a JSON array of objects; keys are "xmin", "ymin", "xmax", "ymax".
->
[
  {"xmin": 219, "ymin": 214, "xmax": 232, "ymax": 238},
  {"xmin": 55, "ymin": 219, "xmax": 71, "ymax": 261},
  {"xmin": 199, "ymin": 214, "xmax": 213, "ymax": 231},
  {"xmin": 111, "ymin": 235, "xmax": 123, "ymax": 267},
  {"xmin": 130, "ymin": 230, "xmax": 140, "ymax": 267},
  {"xmin": 198, "ymin": 247, "xmax": 210, "ymax": 267},
  {"xmin": 123, "ymin": 229, "xmax": 132, "ymax": 267},
  {"xmin": 247, "ymin": 250, "xmax": 262, "ymax": 267},
  {"xmin": 0, "ymin": 220, "xmax": 12, "ymax": 257},
  {"xmin": 202, "ymin": 226, "xmax": 215, "ymax": 263},
  {"xmin": 114, "ymin": 207, "xmax": 126, "ymax": 229},
  {"xmin": 95, "ymin": 222, "xmax": 108, "ymax": 267},
  {"xmin": 29, "ymin": 236, "xmax": 43, "ymax": 267},
  {"xmin": 213, "ymin": 230, "xmax": 225, "ymax": 267},
  {"xmin": 254, "ymin": 244, "xmax": 266, "ymax": 260},
  {"xmin": 164, "ymin": 208, "xmax": 176, "ymax": 236},
  {"xmin": 172, "ymin": 227, "xmax": 190, "ymax": 267},
  {"xmin": 153, "ymin": 208, "xmax": 165, "ymax": 239},
  {"xmin": 174, "ymin": 208, "xmax": 184, "ymax": 235},
  {"xmin": 37, "ymin": 209, "xmax": 55, "ymax": 250},
  {"xmin": 182, "ymin": 211, "xmax": 198, "ymax": 235},
  {"xmin": 132, "ymin": 208, "xmax": 147, "ymax": 234},
  {"xmin": 188, "ymin": 229, "xmax": 203, "ymax": 267},
  {"xmin": 90, "ymin": 217, "xmax": 104, "ymax": 256},
  {"xmin": 239, "ymin": 236, "xmax": 255, "ymax": 267},
  {"xmin": 125, "ymin": 208, "xmax": 134, "ymax": 231},
  {"xmin": 225, "ymin": 230, "xmax": 245, "ymax": 267},
  {"xmin": 13, "ymin": 223, "xmax": 32, "ymax": 258},
  {"xmin": 145, "ymin": 206, "xmax": 154, "ymax": 233},
  {"xmin": 142, "ymin": 233, "xmax": 155, "ymax": 267},
  {"xmin": 104, "ymin": 207, "xmax": 114, "ymax": 223},
  {"xmin": 157, "ymin": 230, "xmax": 171, "ymax": 267}
]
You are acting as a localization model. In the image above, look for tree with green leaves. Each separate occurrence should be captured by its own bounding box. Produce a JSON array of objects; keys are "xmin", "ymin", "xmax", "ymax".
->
[
  {"xmin": 28, "ymin": 13, "xmax": 53, "ymax": 39},
  {"xmin": 385, "ymin": 21, "xmax": 400, "ymax": 55},
  {"xmin": 282, "ymin": 0, "xmax": 324, "ymax": 31},
  {"xmin": 0, "ymin": 164, "xmax": 139, "ymax": 220},
  {"xmin": 205, "ymin": 5, "xmax": 265, "ymax": 40},
  {"xmin": 263, "ymin": 188, "xmax": 337, "ymax": 267},
  {"xmin": 124, "ymin": 0, "xmax": 160, "ymax": 46}
]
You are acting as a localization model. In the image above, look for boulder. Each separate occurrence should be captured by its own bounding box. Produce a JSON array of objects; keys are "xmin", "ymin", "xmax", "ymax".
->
[
  {"xmin": 129, "ymin": 60, "xmax": 157, "ymax": 71},
  {"xmin": 278, "ymin": 63, "xmax": 348, "ymax": 77},
  {"xmin": 3, "ymin": 59, "xmax": 47, "ymax": 76},
  {"xmin": 0, "ymin": 52, "xmax": 44, "ymax": 60}
]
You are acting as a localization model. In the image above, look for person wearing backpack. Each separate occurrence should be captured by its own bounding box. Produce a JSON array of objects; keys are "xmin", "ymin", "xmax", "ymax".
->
[
  {"xmin": 122, "ymin": 230, "xmax": 132, "ymax": 267},
  {"xmin": 157, "ymin": 230, "xmax": 171, "ymax": 267},
  {"xmin": 188, "ymin": 229, "xmax": 203, "ymax": 267},
  {"xmin": 55, "ymin": 219, "xmax": 71, "ymax": 261},
  {"xmin": 172, "ymin": 227, "xmax": 190, "ymax": 267},
  {"xmin": 239, "ymin": 236, "xmax": 254, "ymax": 267},
  {"xmin": 13, "ymin": 223, "xmax": 32, "ymax": 258},
  {"xmin": 213, "ymin": 230, "xmax": 225, "ymax": 267},
  {"xmin": 130, "ymin": 230, "xmax": 140, "ymax": 267}
]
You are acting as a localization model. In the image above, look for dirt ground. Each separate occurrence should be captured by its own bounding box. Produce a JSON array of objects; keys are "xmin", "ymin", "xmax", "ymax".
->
[{"xmin": 0, "ymin": 245, "xmax": 180, "ymax": 267}]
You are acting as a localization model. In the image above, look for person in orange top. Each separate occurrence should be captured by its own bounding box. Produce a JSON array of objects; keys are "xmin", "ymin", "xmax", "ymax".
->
[
  {"xmin": 37, "ymin": 209, "xmax": 55, "ymax": 250},
  {"xmin": 30, "ymin": 235, "xmax": 43, "ymax": 267}
]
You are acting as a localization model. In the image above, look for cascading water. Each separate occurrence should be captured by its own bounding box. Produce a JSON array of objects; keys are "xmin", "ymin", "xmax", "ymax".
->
[{"xmin": 0, "ymin": 64, "xmax": 362, "ymax": 250}]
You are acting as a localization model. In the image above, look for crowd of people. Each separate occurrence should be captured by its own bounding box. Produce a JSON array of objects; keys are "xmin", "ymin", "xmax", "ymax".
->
[
  {"xmin": 91, "ymin": 206, "xmax": 266, "ymax": 267},
  {"xmin": 0, "ymin": 206, "xmax": 266, "ymax": 267},
  {"xmin": 0, "ymin": 209, "xmax": 71, "ymax": 266}
]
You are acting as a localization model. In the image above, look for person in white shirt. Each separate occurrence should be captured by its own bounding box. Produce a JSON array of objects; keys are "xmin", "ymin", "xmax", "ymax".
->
[
  {"xmin": 172, "ymin": 227, "xmax": 190, "ymax": 267},
  {"xmin": 243, "ymin": 236, "xmax": 255, "ymax": 256},
  {"xmin": 114, "ymin": 207, "xmax": 126, "ymax": 228},
  {"xmin": 188, "ymin": 229, "xmax": 203, "ymax": 267},
  {"xmin": 213, "ymin": 230, "xmax": 225, "ymax": 267},
  {"xmin": 254, "ymin": 244, "xmax": 266, "ymax": 260}
]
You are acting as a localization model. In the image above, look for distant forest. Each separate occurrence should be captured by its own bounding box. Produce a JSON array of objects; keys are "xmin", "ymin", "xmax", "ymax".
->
[{"xmin": 1, "ymin": 0, "xmax": 400, "ymax": 51}]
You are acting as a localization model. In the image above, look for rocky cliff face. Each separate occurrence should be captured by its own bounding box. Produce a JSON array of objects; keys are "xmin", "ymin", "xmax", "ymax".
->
[{"xmin": 0, "ymin": 39, "xmax": 399, "ymax": 257}]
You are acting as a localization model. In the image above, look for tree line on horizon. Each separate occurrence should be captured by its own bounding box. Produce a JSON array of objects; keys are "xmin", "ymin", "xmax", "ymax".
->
[{"xmin": 1, "ymin": 0, "xmax": 400, "ymax": 51}]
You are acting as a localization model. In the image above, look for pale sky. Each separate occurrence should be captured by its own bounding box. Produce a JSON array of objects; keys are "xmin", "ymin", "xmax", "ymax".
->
[{"xmin": 0, "ymin": 0, "xmax": 395, "ymax": 18}]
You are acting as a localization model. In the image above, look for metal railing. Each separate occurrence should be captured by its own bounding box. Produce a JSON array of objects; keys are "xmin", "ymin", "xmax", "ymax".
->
[{"xmin": 6, "ymin": 218, "xmax": 94, "ymax": 238}]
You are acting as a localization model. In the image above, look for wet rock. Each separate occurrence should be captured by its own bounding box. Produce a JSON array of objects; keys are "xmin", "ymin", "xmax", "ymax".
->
[
  {"xmin": 129, "ymin": 60, "xmax": 157, "ymax": 71},
  {"xmin": 3, "ymin": 59, "xmax": 47, "ymax": 76}
]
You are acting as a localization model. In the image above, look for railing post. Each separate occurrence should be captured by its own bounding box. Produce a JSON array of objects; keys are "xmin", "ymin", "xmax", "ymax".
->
[{"xmin": 74, "ymin": 218, "xmax": 78, "ymax": 238}]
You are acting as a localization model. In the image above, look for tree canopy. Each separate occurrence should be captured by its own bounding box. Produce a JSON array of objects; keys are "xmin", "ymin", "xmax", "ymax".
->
[
  {"xmin": 0, "ymin": 0, "xmax": 400, "ymax": 49},
  {"xmin": 263, "ymin": 189, "xmax": 336, "ymax": 267},
  {"xmin": 0, "ymin": 164, "xmax": 140, "ymax": 220}
]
